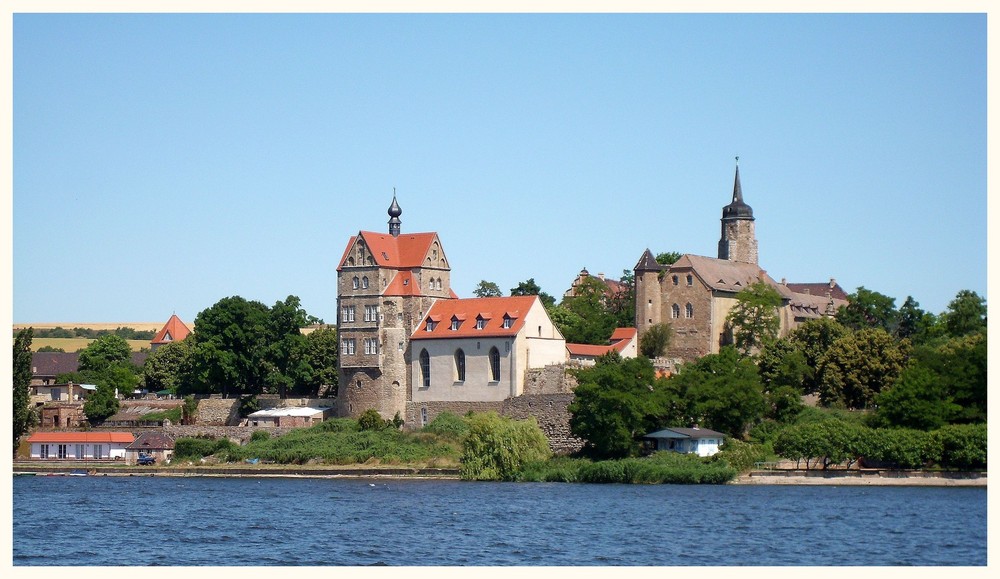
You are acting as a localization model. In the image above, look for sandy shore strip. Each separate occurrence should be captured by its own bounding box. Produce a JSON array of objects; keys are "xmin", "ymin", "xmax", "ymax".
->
[{"xmin": 735, "ymin": 473, "xmax": 986, "ymax": 486}]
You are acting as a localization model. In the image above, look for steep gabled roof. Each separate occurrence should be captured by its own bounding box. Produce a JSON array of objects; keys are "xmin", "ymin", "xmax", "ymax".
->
[
  {"xmin": 125, "ymin": 432, "xmax": 176, "ymax": 450},
  {"xmin": 382, "ymin": 271, "xmax": 422, "ymax": 297},
  {"xmin": 337, "ymin": 231, "xmax": 444, "ymax": 271},
  {"xmin": 634, "ymin": 249, "xmax": 663, "ymax": 272},
  {"xmin": 670, "ymin": 254, "xmax": 795, "ymax": 299},
  {"xmin": 610, "ymin": 327, "xmax": 638, "ymax": 343},
  {"xmin": 151, "ymin": 314, "xmax": 191, "ymax": 345},
  {"xmin": 411, "ymin": 296, "xmax": 539, "ymax": 340},
  {"xmin": 567, "ymin": 327, "xmax": 637, "ymax": 358}
]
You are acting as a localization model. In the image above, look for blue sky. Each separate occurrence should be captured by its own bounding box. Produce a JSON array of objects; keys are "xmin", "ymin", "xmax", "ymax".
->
[{"xmin": 11, "ymin": 12, "xmax": 987, "ymax": 325}]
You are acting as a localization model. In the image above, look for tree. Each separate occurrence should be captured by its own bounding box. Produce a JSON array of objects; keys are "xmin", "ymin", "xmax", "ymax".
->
[
  {"xmin": 13, "ymin": 328, "xmax": 34, "ymax": 452},
  {"xmin": 756, "ymin": 338, "xmax": 811, "ymax": 393},
  {"xmin": 895, "ymin": 296, "xmax": 939, "ymax": 344},
  {"xmin": 558, "ymin": 276, "xmax": 618, "ymax": 344},
  {"xmin": 786, "ymin": 317, "xmax": 849, "ymax": 394},
  {"xmin": 725, "ymin": 282, "xmax": 782, "ymax": 356},
  {"xmin": 142, "ymin": 338, "xmax": 194, "ymax": 394},
  {"xmin": 186, "ymin": 296, "xmax": 271, "ymax": 397},
  {"xmin": 639, "ymin": 323, "xmax": 673, "ymax": 358},
  {"xmin": 817, "ymin": 328, "xmax": 909, "ymax": 409},
  {"xmin": 669, "ymin": 346, "xmax": 766, "ymax": 439},
  {"xmin": 835, "ymin": 286, "xmax": 898, "ymax": 332},
  {"xmin": 870, "ymin": 365, "xmax": 961, "ymax": 431},
  {"xmin": 472, "ymin": 280, "xmax": 503, "ymax": 298},
  {"xmin": 605, "ymin": 269, "xmax": 636, "ymax": 329},
  {"xmin": 460, "ymin": 412, "xmax": 550, "ymax": 481},
  {"xmin": 78, "ymin": 334, "xmax": 133, "ymax": 372},
  {"xmin": 36, "ymin": 345, "xmax": 65, "ymax": 353},
  {"xmin": 568, "ymin": 354, "xmax": 677, "ymax": 459},
  {"xmin": 510, "ymin": 278, "xmax": 556, "ymax": 308},
  {"xmin": 83, "ymin": 383, "xmax": 120, "ymax": 423},
  {"xmin": 655, "ymin": 251, "xmax": 682, "ymax": 265},
  {"xmin": 298, "ymin": 327, "xmax": 339, "ymax": 397},
  {"xmin": 942, "ymin": 289, "xmax": 986, "ymax": 337}
]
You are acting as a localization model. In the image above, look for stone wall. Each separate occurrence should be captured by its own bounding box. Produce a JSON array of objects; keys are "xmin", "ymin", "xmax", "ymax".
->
[
  {"xmin": 522, "ymin": 364, "xmax": 577, "ymax": 395},
  {"xmin": 194, "ymin": 398, "xmax": 241, "ymax": 426},
  {"xmin": 163, "ymin": 425, "xmax": 295, "ymax": 445}
]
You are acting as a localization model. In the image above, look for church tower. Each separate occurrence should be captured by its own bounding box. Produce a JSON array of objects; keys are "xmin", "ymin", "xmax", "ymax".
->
[{"xmin": 717, "ymin": 158, "xmax": 758, "ymax": 265}]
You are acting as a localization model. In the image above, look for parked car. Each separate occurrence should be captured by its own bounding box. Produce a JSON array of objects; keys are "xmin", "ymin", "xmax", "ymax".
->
[{"xmin": 137, "ymin": 454, "xmax": 156, "ymax": 466}]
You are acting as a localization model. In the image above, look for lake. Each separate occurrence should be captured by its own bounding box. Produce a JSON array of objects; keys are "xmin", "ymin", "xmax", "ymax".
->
[{"xmin": 12, "ymin": 475, "xmax": 986, "ymax": 566}]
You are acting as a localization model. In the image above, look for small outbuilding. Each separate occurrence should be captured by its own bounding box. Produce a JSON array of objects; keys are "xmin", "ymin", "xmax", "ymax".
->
[
  {"xmin": 26, "ymin": 431, "xmax": 135, "ymax": 461},
  {"xmin": 643, "ymin": 426, "xmax": 726, "ymax": 457},
  {"xmin": 246, "ymin": 406, "xmax": 331, "ymax": 428},
  {"xmin": 125, "ymin": 432, "xmax": 176, "ymax": 465}
]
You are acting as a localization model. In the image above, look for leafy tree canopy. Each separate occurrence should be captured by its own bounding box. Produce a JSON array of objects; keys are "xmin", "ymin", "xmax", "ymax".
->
[
  {"xmin": 472, "ymin": 280, "xmax": 503, "ymax": 298},
  {"xmin": 817, "ymin": 328, "xmax": 909, "ymax": 410},
  {"xmin": 943, "ymin": 289, "xmax": 986, "ymax": 337},
  {"xmin": 557, "ymin": 277, "xmax": 619, "ymax": 345},
  {"xmin": 639, "ymin": 323, "xmax": 673, "ymax": 359},
  {"xmin": 669, "ymin": 346, "xmax": 766, "ymax": 439},
  {"xmin": 13, "ymin": 328, "xmax": 34, "ymax": 451},
  {"xmin": 78, "ymin": 334, "xmax": 133, "ymax": 373},
  {"xmin": 655, "ymin": 251, "xmax": 682, "ymax": 265},
  {"xmin": 510, "ymin": 278, "xmax": 556, "ymax": 309},
  {"xmin": 835, "ymin": 286, "xmax": 898, "ymax": 332},
  {"xmin": 726, "ymin": 281, "xmax": 782, "ymax": 356}
]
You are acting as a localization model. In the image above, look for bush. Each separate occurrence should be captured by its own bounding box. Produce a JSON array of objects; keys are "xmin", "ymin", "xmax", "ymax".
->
[
  {"xmin": 934, "ymin": 424, "xmax": 987, "ymax": 470},
  {"xmin": 460, "ymin": 412, "xmax": 551, "ymax": 481},
  {"xmin": 174, "ymin": 436, "xmax": 235, "ymax": 460},
  {"xmin": 314, "ymin": 418, "xmax": 360, "ymax": 432},
  {"xmin": 422, "ymin": 412, "xmax": 470, "ymax": 439},
  {"xmin": 358, "ymin": 409, "xmax": 387, "ymax": 431},
  {"xmin": 716, "ymin": 438, "xmax": 771, "ymax": 473},
  {"xmin": 250, "ymin": 430, "xmax": 271, "ymax": 442}
]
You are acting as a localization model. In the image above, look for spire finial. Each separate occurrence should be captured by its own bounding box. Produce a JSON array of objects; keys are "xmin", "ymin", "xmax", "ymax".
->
[{"xmin": 388, "ymin": 190, "xmax": 402, "ymax": 236}]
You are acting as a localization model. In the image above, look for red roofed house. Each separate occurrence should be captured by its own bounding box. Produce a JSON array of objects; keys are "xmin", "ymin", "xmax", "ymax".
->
[
  {"xmin": 409, "ymin": 296, "xmax": 566, "ymax": 419},
  {"xmin": 150, "ymin": 314, "xmax": 192, "ymax": 351},
  {"xmin": 336, "ymin": 194, "xmax": 457, "ymax": 419},
  {"xmin": 566, "ymin": 327, "xmax": 639, "ymax": 365},
  {"xmin": 27, "ymin": 431, "xmax": 134, "ymax": 461}
]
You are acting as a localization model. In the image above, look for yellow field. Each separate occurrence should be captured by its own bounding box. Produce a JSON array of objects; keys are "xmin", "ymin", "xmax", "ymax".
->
[
  {"xmin": 14, "ymin": 322, "xmax": 165, "ymax": 332},
  {"xmin": 27, "ymin": 338, "xmax": 153, "ymax": 353}
]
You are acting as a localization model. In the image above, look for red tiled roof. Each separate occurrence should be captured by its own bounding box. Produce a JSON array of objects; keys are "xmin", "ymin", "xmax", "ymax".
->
[
  {"xmin": 337, "ymin": 231, "xmax": 443, "ymax": 271},
  {"xmin": 383, "ymin": 271, "xmax": 421, "ymax": 296},
  {"xmin": 610, "ymin": 327, "xmax": 637, "ymax": 343},
  {"xmin": 26, "ymin": 432, "xmax": 135, "ymax": 444},
  {"xmin": 567, "ymin": 328, "xmax": 637, "ymax": 358},
  {"xmin": 151, "ymin": 314, "xmax": 191, "ymax": 345},
  {"xmin": 410, "ymin": 296, "xmax": 538, "ymax": 340}
]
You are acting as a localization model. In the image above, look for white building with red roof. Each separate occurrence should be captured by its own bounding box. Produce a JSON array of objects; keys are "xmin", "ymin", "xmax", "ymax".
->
[
  {"xmin": 26, "ymin": 431, "xmax": 135, "ymax": 460},
  {"xmin": 566, "ymin": 327, "xmax": 638, "ymax": 365},
  {"xmin": 409, "ymin": 295, "xmax": 566, "ymax": 404}
]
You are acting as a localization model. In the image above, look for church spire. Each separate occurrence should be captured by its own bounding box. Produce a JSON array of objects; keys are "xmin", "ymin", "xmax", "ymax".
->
[
  {"xmin": 732, "ymin": 156, "xmax": 743, "ymax": 204},
  {"xmin": 722, "ymin": 157, "xmax": 754, "ymax": 220},
  {"xmin": 388, "ymin": 189, "xmax": 402, "ymax": 237}
]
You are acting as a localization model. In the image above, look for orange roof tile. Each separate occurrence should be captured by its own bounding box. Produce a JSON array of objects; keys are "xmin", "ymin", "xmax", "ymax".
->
[
  {"xmin": 151, "ymin": 314, "xmax": 191, "ymax": 345},
  {"xmin": 383, "ymin": 271, "xmax": 422, "ymax": 296},
  {"xmin": 566, "ymin": 343, "xmax": 616, "ymax": 357},
  {"xmin": 410, "ymin": 296, "xmax": 538, "ymax": 340},
  {"xmin": 610, "ymin": 327, "xmax": 637, "ymax": 343},
  {"xmin": 337, "ymin": 231, "xmax": 444, "ymax": 271},
  {"xmin": 27, "ymin": 432, "xmax": 135, "ymax": 444}
]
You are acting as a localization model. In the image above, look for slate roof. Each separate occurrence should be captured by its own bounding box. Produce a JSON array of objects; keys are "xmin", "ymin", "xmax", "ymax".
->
[
  {"xmin": 670, "ymin": 254, "xmax": 794, "ymax": 298},
  {"xmin": 644, "ymin": 427, "xmax": 726, "ymax": 440},
  {"xmin": 151, "ymin": 314, "xmax": 191, "ymax": 345},
  {"xmin": 31, "ymin": 352, "xmax": 80, "ymax": 377},
  {"xmin": 337, "ymin": 231, "xmax": 444, "ymax": 271},
  {"xmin": 634, "ymin": 249, "xmax": 663, "ymax": 272},
  {"xmin": 27, "ymin": 432, "xmax": 135, "ymax": 444},
  {"xmin": 126, "ymin": 432, "xmax": 176, "ymax": 451},
  {"xmin": 411, "ymin": 296, "xmax": 540, "ymax": 340}
]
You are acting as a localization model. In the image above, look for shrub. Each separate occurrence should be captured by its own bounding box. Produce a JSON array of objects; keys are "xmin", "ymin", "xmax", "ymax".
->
[
  {"xmin": 174, "ymin": 436, "xmax": 235, "ymax": 460},
  {"xmin": 250, "ymin": 430, "xmax": 271, "ymax": 443},
  {"xmin": 460, "ymin": 412, "xmax": 550, "ymax": 481},
  {"xmin": 934, "ymin": 423, "xmax": 987, "ymax": 470},
  {"xmin": 422, "ymin": 412, "xmax": 470, "ymax": 439},
  {"xmin": 716, "ymin": 438, "xmax": 771, "ymax": 473},
  {"xmin": 314, "ymin": 418, "xmax": 360, "ymax": 432},
  {"xmin": 358, "ymin": 409, "xmax": 387, "ymax": 431}
]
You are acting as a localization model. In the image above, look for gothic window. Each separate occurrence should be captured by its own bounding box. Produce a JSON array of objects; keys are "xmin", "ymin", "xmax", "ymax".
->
[
  {"xmin": 686, "ymin": 274, "xmax": 693, "ymax": 286},
  {"xmin": 671, "ymin": 304, "xmax": 680, "ymax": 319},
  {"xmin": 352, "ymin": 277, "xmax": 359, "ymax": 289},
  {"xmin": 685, "ymin": 303, "xmax": 694, "ymax": 318},
  {"xmin": 454, "ymin": 349, "xmax": 466, "ymax": 382},
  {"xmin": 419, "ymin": 349, "xmax": 431, "ymax": 388},
  {"xmin": 672, "ymin": 275, "xmax": 678, "ymax": 286},
  {"xmin": 489, "ymin": 347, "xmax": 501, "ymax": 382},
  {"xmin": 362, "ymin": 276, "xmax": 369, "ymax": 289}
]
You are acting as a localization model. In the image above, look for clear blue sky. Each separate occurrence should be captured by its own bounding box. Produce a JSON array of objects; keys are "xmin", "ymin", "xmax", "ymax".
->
[{"xmin": 12, "ymin": 12, "xmax": 987, "ymax": 325}]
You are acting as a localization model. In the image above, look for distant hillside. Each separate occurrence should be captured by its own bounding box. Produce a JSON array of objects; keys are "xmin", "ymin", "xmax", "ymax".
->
[{"xmin": 14, "ymin": 322, "xmax": 165, "ymax": 332}]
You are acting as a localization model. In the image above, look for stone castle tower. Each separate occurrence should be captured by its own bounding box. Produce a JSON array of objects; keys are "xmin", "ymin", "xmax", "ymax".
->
[
  {"xmin": 336, "ymin": 195, "xmax": 453, "ymax": 418},
  {"xmin": 717, "ymin": 159, "xmax": 758, "ymax": 265}
]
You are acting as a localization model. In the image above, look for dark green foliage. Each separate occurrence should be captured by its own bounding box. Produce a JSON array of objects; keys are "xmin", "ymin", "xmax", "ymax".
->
[
  {"xmin": 422, "ymin": 412, "xmax": 470, "ymax": 438},
  {"xmin": 655, "ymin": 251, "xmax": 682, "ymax": 265},
  {"xmin": 835, "ymin": 286, "xmax": 899, "ymax": 332},
  {"xmin": 943, "ymin": 290, "xmax": 987, "ymax": 337},
  {"xmin": 358, "ymin": 409, "xmax": 387, "ymax": 431},
  {"xmin": 78, "ymin": 334, "xmax": 133, "ymax": 372},
  {"xmin": 756, "ymin": 339, "xmax": 811, "ymax": 393},
  {"xmin": 314, "ymin": 418, "xmax": 361, "ymax": 433},
  {"xmin": 459, "ymin": 413, "xmax": 550, "ymax": 481},
  {"xmin": 569, "ymin": 355, "xmax": 677, "ymax": 459},
  {"xmin": 786, "ymin": 318, "xmax": 849, "ymax": 395},
  {"xmin": 764, "ymin": 385, "xmax": 804, "ymax": 423},
  {"xmin": 575, "ymin": 453, "xmax": 736, "ymax": 484},
  {"xmin": 142, "ymin": 339, "xmax": 194, "ymax": 395},
  {"xmin": 714, "ymin": 438, "xmax": 772, "ymax": 473},
  {"xmin": 13, "ymin": 328, "xmax": 34, "ymax": 452},
  {"xmin": 774, "ymin": 419, "xmax": 869, "ymax": 469},
  {"xmin": 299, "ymin": 327, "xmax": 339, "ymax": 397},
  {"xmin": 725, "ymin": 282, "xmax": 782, "ymax": 356},
  {"xmin": 174, "ymin": 436, "xmax": 237, "ymax": 460},
  {"xmin": 556, "ymin": 276, "xmax": 620, "ymax": 345},
  {"xmin": 862, "ymin": 428, "xmax": 935, "ymax": 469},
  {"xmin": 870, "ymin": 365, "xmax": 961, "ymax": 430},
  {"xmin": 472, "ymin": 280, "xmax": 503, "ymax": 298},
  {"xmin": 36, "ymin": 345, "xmax": 65, "ymax": 352},
  {"xmin": 182, "ymin": 395, "xmax": 199, "ymax": 424},
  {"xmin": 933, "ymin": 424, "xmax": 987, "ymax": 470},
  {"xmin": 509, "ymin": 278, "xmax": 556, "ymax": 309},
  {"xmin": 25, "ymin": 326, "xmax": 156, "ymax": 340},
  {"xmin": 670, "ymin": 346, "xmax": 766, "ymax": 439},
  {"xmin": 639, "ymin": 323, "xmax": 673, "ymax": 358},
  {"xmin": 83, "ymin": 383, "xmax": 120, "ymax": 423},
  {"xmin": 895, "ymin": 296, "xmax": 940, "ymax": 344},
  {"xmin": 238, "ymin": 396, "xmax": 260, "ymax": 418}
]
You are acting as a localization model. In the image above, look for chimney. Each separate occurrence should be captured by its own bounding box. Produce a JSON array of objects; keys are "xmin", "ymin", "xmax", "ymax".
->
[
  {"xmin": 598, "ymin": 272, "xmax": 605, "ymax": 281},
  {"xmin": 830, "ymin": 278, "xmax": 836, "ymax": 288},
  {"xmin": 781, "ymin": 278, "xmax": 786, "ymax": 285}
]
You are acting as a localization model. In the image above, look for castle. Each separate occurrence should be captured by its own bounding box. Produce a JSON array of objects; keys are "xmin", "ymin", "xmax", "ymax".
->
[{"xmin": 634, "ymin": 160, "xmax": 848, "ymax": 361}]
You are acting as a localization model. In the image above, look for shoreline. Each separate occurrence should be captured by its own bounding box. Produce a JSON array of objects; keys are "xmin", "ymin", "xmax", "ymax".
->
[{"xmin": 12, "ymin": 464, "xmax": 987, "ymax": 486}]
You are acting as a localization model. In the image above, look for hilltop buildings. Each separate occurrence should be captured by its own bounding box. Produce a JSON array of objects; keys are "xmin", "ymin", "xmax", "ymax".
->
[{"xmin": 634, "ymin": 161, "xmax": 847, "ymax": 361}]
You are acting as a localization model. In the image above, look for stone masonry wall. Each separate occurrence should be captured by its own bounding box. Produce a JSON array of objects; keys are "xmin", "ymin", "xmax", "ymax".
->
[
  {"xmin": 163, "ymin": 425, "xmax": 295, "ymax": 445},
  {"xmin": 522, "ymin": 364, "xmax": 578, "ymax": 395},
  {"xmin": 194, "ymin": 398, "xmax": 241, "ymax": 426}
]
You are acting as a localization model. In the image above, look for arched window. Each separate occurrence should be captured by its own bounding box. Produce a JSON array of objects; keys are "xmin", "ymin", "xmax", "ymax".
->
[
  {"xmin": 419, "ymin": 349, "xmax": 431, "ymax": 388},
  {"xmin": 352, "ymin": 276, "xmax": 359, "ymax": 289},
  {"xmin": 362, "ymin": 276, "xmax": 369, "ymax": 289},
  {"xmin": 686, "ymin": 274, "xmax": 693, "ymax": 286},
  {"xmin": 672, "ymin": 275, "xmax": 678, "ymax": 286},
  {"xmin": 685, "ymin": 303, "xmax": 694, "ymax": 318},
  {"xmin": 347, "ymin": 257, "xmax": 355, "ymax": 266},
  {"xmin": 489, "ymin": 347, "xmax": 501, "ymax": 381},
  {"xmin": 454, "ymin": 349, "xmax": 466, "ymax": 381},
  {"xmin": 671, "ymin": 304, "xmax": 680, "ymax": 319}
]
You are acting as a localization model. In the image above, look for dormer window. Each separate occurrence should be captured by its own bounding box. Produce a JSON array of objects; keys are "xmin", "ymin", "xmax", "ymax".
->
[
  {"xmin": 450, "ymin": 317, "xmax": 461, "ymax": 331},
  {"xmin": 426, "ymin": 320, "xmax": 437, "ymax": 332},
  {"xmin": 475, "ymin": 317, "xmax": 485, "ymax": 330},
  {"xmin": 502, "ymin": 315, "xmax": 513, "ymax": 329}
]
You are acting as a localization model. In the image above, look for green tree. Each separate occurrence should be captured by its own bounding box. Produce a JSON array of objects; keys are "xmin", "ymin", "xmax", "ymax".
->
[
  {"xmin": 472, "ymin": 280, "xmax": 503, "ymax": 298},
  {"xmin": 786, "ymin": 317, "xmax": 849, "ymax": 394},
  {"xmin": 83, "ymin": 382, "xmax": 120, "ymax": 423},
  {"xmin": 460, "ymin": 412, "xmax": 551, "ymax": 481},
  {"xmin": 185, "ymin": 296, "xmax": 271, "ymax": 397},
  {"xmin": 13, "ymin": 328, "xmax": 34, "ymax": 452},
  {"xmin": 639, "ymin": 323, "xmax": 673, "ymax": 358},
  {"xmin": 817, "ymin": 328, "xmax": 909, "ymax": 409},
  {"xmin": 36, "ymin": 345, "xmax": 65, "ymax": 353},
  {"xmin": 895, "ymin": 296, "xmax": 940, "ymax": 344},
  {"xmin": 942, "ymin": 289, "xmax": 986, "ymax": 337},
  {"xmin": 558, "ymin": 276, "xmax": 618, "ymax": 344},
  {"xmin": 670, "ymin": 346, "xmax": 766, "ymax": 438},
  {"xmin": 725, "ymin": 282, "xmax": 782, "ymax": 356},
  {"xmin": 605, "ymin": 269, "xmax": 636, "ymax": 329},
  {"xmin": 835, "ymin": 286, "xmax": 898, "ymax": 332},
  {"xmin": 78, "ymin": 334, "xmax": 133, "ymax": 373},
  {"xmin": 142, "ymin": 339, "xmax": 194, "ymax": 394},
  {"xmin": 756, "ymin": 338, "xmax": 811, "ymax": 393},
  {"xmin": 869, "ymin": 365, "xmax": 961, "ymax": 430},
  {"xmin": 568, "ymin": 354, "xmax": 677, "ymax": 459},
  {"xmin": 298, "ymin": 327, "xmax": 339, "ymax": 397},
  {"xmin": 655, "ymin": 251, "xmax": 682, "ymax": 265},
  {"xmin": 510, "ymin": 278, "xmax": 556, "ymax": 308}
]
